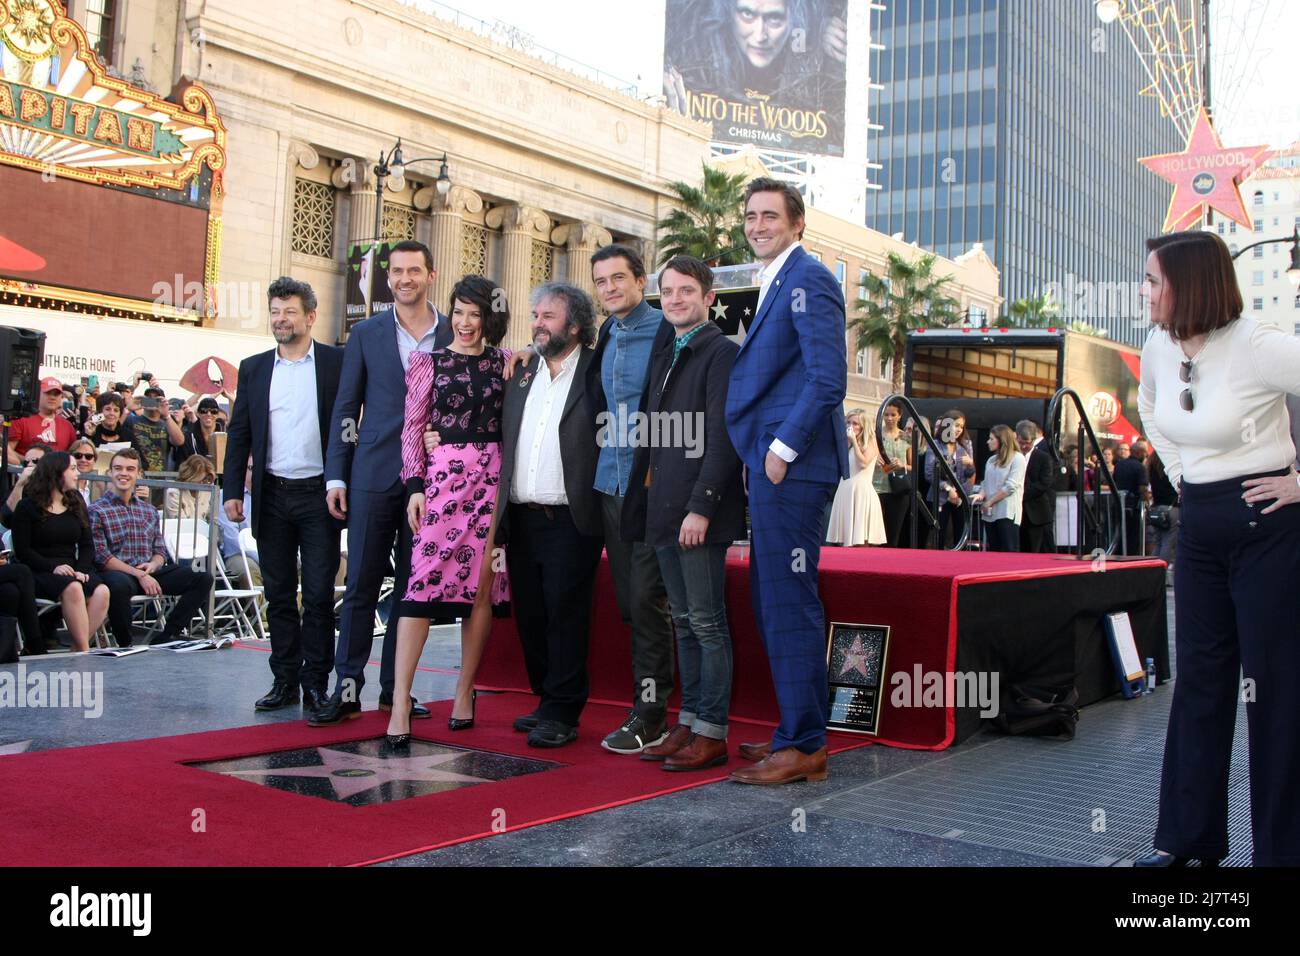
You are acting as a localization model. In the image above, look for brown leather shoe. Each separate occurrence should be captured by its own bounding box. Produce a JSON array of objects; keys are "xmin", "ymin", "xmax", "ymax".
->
[
  {"xmin": 641, "ymin": 724, "xmax": 694, "ymax": 762},
  {"xmin": 737, "ymin": 740, "xmax": 771, "ymax": 762},
  {"xmin": 664, "ymin": 734, "xmax": 728, "ymax": 772},
  {"xmin": 729, "ymin": 746, "xmax": 828, "ymax": 785}
]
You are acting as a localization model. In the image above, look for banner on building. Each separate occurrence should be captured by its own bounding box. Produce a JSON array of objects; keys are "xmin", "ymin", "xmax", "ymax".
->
[
  {"xmin": 344, "ymin": 242, "xmax": 397, "ymax": 333},
  {"xmin": 663, "ymin": 0, "xmax": 849, "ymax": 157}
]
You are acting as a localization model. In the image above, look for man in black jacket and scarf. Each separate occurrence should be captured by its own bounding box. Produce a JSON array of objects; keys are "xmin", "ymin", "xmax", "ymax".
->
[{"xmin": 622, "ymin": 255, "xmax": 746, "ymax": 771}]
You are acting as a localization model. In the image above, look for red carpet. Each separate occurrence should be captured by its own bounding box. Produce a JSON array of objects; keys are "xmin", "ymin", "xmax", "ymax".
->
[
  {"xmin": 480, "ymin": 548, "xmax": 1168, "ymax": 750},
  {"xmin": 0, "ymin": 693, "xmax": 868, "ymax": 867}
]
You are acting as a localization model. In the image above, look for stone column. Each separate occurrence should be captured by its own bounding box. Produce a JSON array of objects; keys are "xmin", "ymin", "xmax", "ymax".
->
[
  {"xmin": 416, "ymin": 184, "xmax": 484, "ymax": 314},
  {"xmin": 552, "ymin": 222, "xmax": 613, "ymax": 301},
  {"xmin": 485, "ymin": 203, "xmax": 552, "ymax": 349}
]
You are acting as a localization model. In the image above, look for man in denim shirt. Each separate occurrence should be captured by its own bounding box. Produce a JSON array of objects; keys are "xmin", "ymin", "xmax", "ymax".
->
[{"xmin": 589, "ymin": 244, "xmax": 676, "ymax": 754}]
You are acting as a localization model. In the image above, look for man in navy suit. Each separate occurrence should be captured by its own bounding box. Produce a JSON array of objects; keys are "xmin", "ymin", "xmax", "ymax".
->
[
  {"xmin": 310, "ymin": 240, "xmax": 452, "ymax": 726},
  {"xmin": 223, "ymin": 277, "xmax": 344, "ymax": 715},
  {"xmin": 726, "ymin": 178, "xmax": 848, "ymax": 785}
]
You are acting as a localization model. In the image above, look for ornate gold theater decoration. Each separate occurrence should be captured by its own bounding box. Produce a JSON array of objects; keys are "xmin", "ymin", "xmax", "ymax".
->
[{"xmin": 0, "ymin": 0, "xmax": 228, "ymax": 323}]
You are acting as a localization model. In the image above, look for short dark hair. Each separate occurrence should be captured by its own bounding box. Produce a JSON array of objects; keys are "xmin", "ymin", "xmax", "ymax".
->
[
  {"xmin": 1145, "ymin": 231, "xmax": 1242, "ymax": 341},
  {"xmin": 110, "ymin": 447, "xmax": 142, "ymax": 469},
  {"xmin": 590, "ymin": 244, "xmax": 646, "ymax": 280},
  {"xmin": 744, "ymin": 177, "xmax": 806, "ymax": 238},
  {"xmin": 657, "ymin": 255, "xmax": 714, "ymax": 295},
  {"xmin": 389, "ymin": 240, "xmax": 435, "ymax": 272},
  {"xmin": 449, "ymin": 275, "xmax": 510, "ymax": 347},
  {"xmin": 531, "ymin": 282, "xmax": 597, "ymax": 348},
  {"xmin": 267, "ymin": 276, "xmax": 318, "ymax": 313},
  {"xmin": 97, "ymin": 392, "xmax": 124, "ymax": 412}
]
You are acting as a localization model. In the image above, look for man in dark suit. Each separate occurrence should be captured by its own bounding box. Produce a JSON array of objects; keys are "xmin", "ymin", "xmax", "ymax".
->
[
  {"xmin": 1017, "ymin": 420, "xmax": 1062, "ymax": 553},
  {"xmin": 498, "ymin": 283, "xmax": 605, "ymax": 748},
  {"xmin": 726, "ymin": 178, "xmax": 848, "ymax": 786},
  {"xmin": 311, "ymin": 240, "xmax": 451, "ymax": 726},
  {"xmin": 224, "ymin": 277, "xmax": 343, "ymax": 714}
]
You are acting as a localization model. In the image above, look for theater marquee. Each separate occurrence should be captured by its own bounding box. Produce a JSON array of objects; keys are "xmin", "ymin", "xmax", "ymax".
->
[{"xmin": 0, "ymin": 0, "xmax": 227, "ymax": 321}]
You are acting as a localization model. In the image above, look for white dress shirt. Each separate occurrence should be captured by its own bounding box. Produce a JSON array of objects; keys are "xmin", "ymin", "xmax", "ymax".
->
[
  {"xmin": 267, "ymin": 342, "xmax": 324, "ymax": 479},
  {"xmin": 396, "ymin": 309, "xmax": 442, "ymax": 373},
  {"xmin": 756, "ymin": 241, "xmax": 805, "ymax": 465},
  {"xmin": 511, "ymin": 347, "xmax": 580, "ymax": 506},
  {"xmin": 1139, "ymin": 316, "xmax": 1300, "ymax": 487}
]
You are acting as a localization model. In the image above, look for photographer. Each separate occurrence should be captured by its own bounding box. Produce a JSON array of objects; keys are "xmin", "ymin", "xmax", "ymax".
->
[
  {"xmin": 85, "ymin": 392, "xmax": 135, "ymax": 447},
  {"xmin": 130, "ymin": 386, "xmax": 185, "ymax": 474}
]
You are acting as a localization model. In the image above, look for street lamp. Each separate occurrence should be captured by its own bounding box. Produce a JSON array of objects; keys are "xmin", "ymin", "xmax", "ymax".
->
[
  {"xmin": 1230, "ymin": 225, "xmax": 1300, "ymax": 287},
  {"xmin": 371, "ymin": 138, "xmax": 452, "ymax": 243},
  {"xmin": 1094, "ymin": 0, "xmax": 1122, "ymax": 24}
]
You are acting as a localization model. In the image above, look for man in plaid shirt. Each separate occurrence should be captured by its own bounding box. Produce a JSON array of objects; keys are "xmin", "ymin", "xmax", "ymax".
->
[{"xmin": 90, "ymin": 448, "xmax": 213, "ymax": 647}]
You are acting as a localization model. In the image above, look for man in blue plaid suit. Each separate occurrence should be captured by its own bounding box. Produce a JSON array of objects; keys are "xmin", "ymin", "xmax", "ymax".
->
[{"xmin": 726, "ymin": 178, "xmax": 848, "ymax": 785}]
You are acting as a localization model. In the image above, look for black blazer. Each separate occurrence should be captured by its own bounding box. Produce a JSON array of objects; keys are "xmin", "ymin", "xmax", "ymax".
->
[
  {"xmin": 223, "ymin": 342, "xmax": 345, "ymax": 538},
  {"xmin": 621, "ymin": 322, "xmax": 746, "ymax": 548},
  {"xmin": 1022, "ymin": 441, "xmax": 1062, "ymax": 528},
  {"xmin": 497, "ymin": 346, "xmax": 602, "ymax": 540}
]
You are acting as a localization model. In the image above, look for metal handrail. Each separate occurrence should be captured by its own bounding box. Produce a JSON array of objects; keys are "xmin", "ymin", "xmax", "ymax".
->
[
  {"xmin": 1045, "ymin": 387, "xmax": 1123, "ymax": 558},
  {"xmin": 874, "ymin": 394, "xmax": 973, "ymax": 550}
]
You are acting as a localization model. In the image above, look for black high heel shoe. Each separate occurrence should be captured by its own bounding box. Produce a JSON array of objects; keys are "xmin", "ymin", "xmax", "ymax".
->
[
  {"xmin": 386, "ymin": 699, "xmax": 413, "ymax": 748},
  {"xmin": 449, "ymin": 689, "xmax": 477, "ymax": 731}
]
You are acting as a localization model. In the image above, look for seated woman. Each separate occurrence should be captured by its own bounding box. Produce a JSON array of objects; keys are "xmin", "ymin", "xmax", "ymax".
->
[
  {"xmin": 164, "ymin": 454, "xmax": 216, "ymax": 520},
  {"xmin": 68, "ymin": 438, "xmax": 99, "ymax": 505},
  {"xmin": 0, "ymin": 555, "xmax": 44, "ymax": 656},
  {"xmin": 9, "ymin": 452, "xmax": 110, "ymax": 652}
]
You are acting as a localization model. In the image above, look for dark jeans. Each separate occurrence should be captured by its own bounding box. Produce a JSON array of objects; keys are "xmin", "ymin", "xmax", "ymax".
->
[
  {"xmin": 0, "ymin": 563, "xmax": 43, "ymax": 655},
  {"xmin": 655, "ymin": 542, "xmax": 732, "ymax": 739},
  {"xmin": 507, "ymin": 504, "xmax": 604, "ymax": 726},
  {"xmin": 1020, "ymin": 518, "xmax": 1055, "ymax": 554},
  {"xmin": 102, "ymin": 564, "xmax": 214, "ymax": 646},
  {"xmin": 983, "ymin": 517, "xmax": 1020, "ymax": 552},
  {"xmin": 258, "ymin": 477, "xmax": 341, "ymax": 693},
  {"xmin": 598, "ymin": 492, "xmax": 673, "ymax": 724},
  {"xmin": 332, "ymin": 484, "xmax": 411, "ymax": 700},
  {"xmin": 1156, "ymin": 470, "xmax": 1300, "ymax": 866},
  {"xmin": 937, "ymin": 501, "xmax": 966, "ymax": 549}
]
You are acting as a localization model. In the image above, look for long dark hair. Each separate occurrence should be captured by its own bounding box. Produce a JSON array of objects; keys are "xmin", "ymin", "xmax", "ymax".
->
[{"xmin": 23, "ymin": 451, "xmax": 90, "ymax": 528}]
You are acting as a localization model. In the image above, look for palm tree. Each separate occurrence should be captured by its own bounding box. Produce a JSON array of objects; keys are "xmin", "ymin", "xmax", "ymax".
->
[
  {"xmin": 656, "ymin": 163, "xmax": 750, "ymax": 266},
  {"xmin": 850, "ymin": 252, "xmax": 962, "ymax": 394},
  {"xmin": 1005, "ymin": 292, "xmax": 1060, "ymax": 328}
]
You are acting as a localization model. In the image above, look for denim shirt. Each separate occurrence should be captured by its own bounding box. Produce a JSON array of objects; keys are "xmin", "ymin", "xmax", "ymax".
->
[{"xmin": 595, "ymin": 299, "xmax": 663, "ymax": 497}]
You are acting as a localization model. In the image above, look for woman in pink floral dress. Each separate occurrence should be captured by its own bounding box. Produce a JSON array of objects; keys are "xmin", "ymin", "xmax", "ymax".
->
[{"xmin": 386, "ymin": 276, "xmax": 511, "ymax": 744}]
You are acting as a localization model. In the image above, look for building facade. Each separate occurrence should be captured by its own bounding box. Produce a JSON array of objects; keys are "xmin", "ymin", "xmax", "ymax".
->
[
  {"xmin": 1204, "ymin": 141, "xmax": 1300, "ymax": 335},
  {"xmin": 46, "ymin": 0, "xmax": 1000, "ymax": 411},
  {"xmin": 864, "ymin": 0, "xmax": 1187, "ymax": 344}
]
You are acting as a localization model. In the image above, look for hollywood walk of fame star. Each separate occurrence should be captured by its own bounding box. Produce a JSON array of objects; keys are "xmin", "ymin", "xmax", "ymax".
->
[
  {"xmin": 1138, "ymin": 107, "xmax": 1270, "ymax": 232},
  {"xmin": 223, "ymin": 746, "xmax": 491, "ymax": 800},
  {"xmin": 839, "ymin": 636, "xmax": 872, "ymax": 680}
]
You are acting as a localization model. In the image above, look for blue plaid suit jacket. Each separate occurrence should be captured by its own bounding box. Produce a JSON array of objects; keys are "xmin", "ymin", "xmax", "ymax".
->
[{"xmin": 725, "ymin": 245, "xmax": 849, "ymax": 485}]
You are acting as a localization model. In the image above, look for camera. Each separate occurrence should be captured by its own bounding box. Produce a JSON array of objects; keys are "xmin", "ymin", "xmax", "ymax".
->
[{"xmin": 140, "ymin": 397, "xmax": 162, "ymax": 411}]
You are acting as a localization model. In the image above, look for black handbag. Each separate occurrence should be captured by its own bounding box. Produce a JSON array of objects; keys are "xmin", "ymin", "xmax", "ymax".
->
[
  {"xmin": 887, "ymin": 467, "xmax": 913, "ymax": 494},
  {"xmin": 1147, "ymin": 505, "xmax": 1173, "ymax": 531}
]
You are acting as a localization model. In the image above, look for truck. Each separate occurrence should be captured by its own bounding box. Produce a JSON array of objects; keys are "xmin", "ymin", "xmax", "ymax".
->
[{"xmin": 903, "ymin": 326, "xmax": 1146, "ymax": 455}]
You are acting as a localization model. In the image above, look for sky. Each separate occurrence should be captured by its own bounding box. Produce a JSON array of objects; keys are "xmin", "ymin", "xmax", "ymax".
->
[{"xmin": 410, "ymin": 0, "xmax": 1299, "ymax": 150}]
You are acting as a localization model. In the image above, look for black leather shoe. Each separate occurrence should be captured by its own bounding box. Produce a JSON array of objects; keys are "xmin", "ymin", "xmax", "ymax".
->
[
  {"xmin": 307, "ymin": 697, "xmax": 362, "ymax": 727},
  {"xmin": 528, "ymin": 719, "xmax": 578, "ymax": 748},
  {"xmin": 1134, "ymin": 851, "xmax": 1221, "ymax": 868},
  {"xmin": 255, "ymin": 682, "xmax": 299, "ymax": 711},
  {"xmin": 449, "ymin": 689, "xmax": 477, "ymax": 731},
  {"xmin": 302, "ymin": 688, "xmax": 330, "ymax": 715},
  {"xmin": 513, "ymin": 709, "xmax": 541, "ymax": 733},
  {"xmin": 379, "ymin": 693, "xmax": 431, "ymax": 719}
]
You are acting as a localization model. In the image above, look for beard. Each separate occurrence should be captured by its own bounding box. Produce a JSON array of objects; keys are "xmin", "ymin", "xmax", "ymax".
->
[{"xmin": 535, "ymin": 323, "xmax": 574, "ymax": 360}]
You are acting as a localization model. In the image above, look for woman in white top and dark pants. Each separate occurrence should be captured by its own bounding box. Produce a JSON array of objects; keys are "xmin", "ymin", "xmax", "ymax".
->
[
  {"xmin": 971, "ymin": 425, "xmax": 1025, "ymax": 552},
  {"xmin": 1136, "ymin": 231, "xmax": 1300, "ymax": 868}
]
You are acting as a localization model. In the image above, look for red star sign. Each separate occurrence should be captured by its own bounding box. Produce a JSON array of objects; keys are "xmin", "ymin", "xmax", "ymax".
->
[{"xmin": 1139, "ymin": 107, "xmax": 1270, "ymax": 232}]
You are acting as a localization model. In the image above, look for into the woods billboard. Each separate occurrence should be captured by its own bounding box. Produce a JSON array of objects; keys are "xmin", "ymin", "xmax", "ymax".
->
[{"xmin": 663, "ymin": 0, "xmax": 848, "ymax": 157}]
